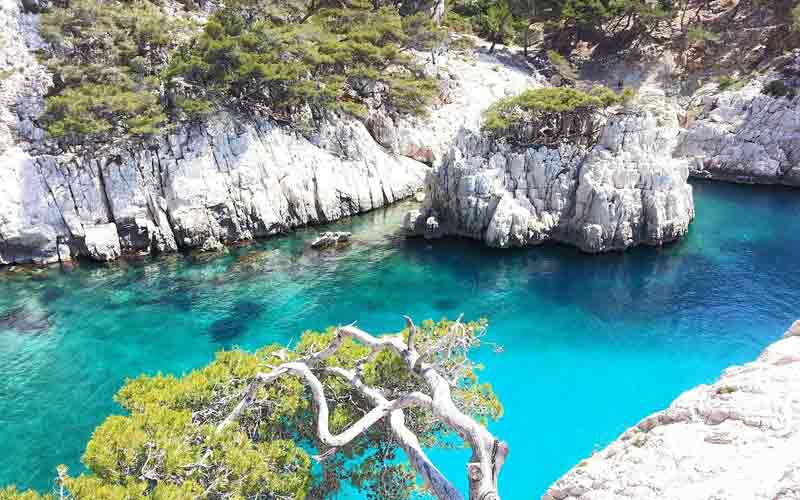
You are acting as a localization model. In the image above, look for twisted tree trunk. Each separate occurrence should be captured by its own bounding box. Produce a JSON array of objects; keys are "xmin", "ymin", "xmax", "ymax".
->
[{"xmin": 218, "ymin": 318, "xmax": 508, "ymax": 500}]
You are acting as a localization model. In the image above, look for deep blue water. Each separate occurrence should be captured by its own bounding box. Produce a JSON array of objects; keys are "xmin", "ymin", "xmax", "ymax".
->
[{"xmin": 1, "ymin": 180, "xmax": 799, "ymax": 498}]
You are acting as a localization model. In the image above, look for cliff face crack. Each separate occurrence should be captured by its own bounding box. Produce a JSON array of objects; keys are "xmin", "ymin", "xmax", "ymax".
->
[
  {"xmin": 210, "ymin": 143, "xmax": 248, "ymax": 239},
  {"xmin": 311, "ymin": 174, "xmax": 328, "ymax": 223},
  {"xmin": 97, "ymin": 158, "xmax": 116, "ymax": 223},
  {"xmin": 63, "ymin": 161, "xmax": 82, "ymax": 220},
  {"xmin": 34, "ymin": 158, "xmax": 72, "ymax": 238}
]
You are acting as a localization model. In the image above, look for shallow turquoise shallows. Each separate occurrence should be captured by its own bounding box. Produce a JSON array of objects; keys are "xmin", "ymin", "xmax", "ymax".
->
[{"xmin": 2, "ymin": 180, "xmax": 800, "ymax": 498}]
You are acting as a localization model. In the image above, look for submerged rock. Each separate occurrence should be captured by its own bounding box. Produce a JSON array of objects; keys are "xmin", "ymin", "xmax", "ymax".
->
[
  {"xmin": 406, "ymin": 106, "xmax": 695, "ymax": 252},
  {"xmin": 545, "ymin": 320, "xmax": 800, "ymax": 500},
  {"xmin": 208, "ymin": 300, "xmax": 265, "ymax": 343},
  {"xmin": 0, "ymin": 305, "xmax": 52, "ymax": 334},
  {"xmin": 311, "ymin": 231, "xmax": 352, "ymax": 249}
]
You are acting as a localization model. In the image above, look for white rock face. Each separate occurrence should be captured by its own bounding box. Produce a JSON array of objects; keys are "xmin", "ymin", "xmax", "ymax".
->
[
  {"xmin": 0, "ymin": 0, "xmax": 433, "ymax": 265},
  {"xmin": 677, "ymin": 77, "xmax": 800, "ymax": 186},
  {"xmin": 545, "ymin": 321, "xmax": 800, "ymax": 500},
  {"xmin": 0, "ymin": 2, "xmax": 547, "ymax": 265},
  {"xmin": 0, "ymin": 112, "xmax": 428, "ymax": 265},
  {"xmin": 407, "ymin": 108, "xmax": 695, "ymax": 252}
]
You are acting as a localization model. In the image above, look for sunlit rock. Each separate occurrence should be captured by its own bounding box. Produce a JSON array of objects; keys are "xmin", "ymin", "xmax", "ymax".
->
[{"xmin": 545, "ymin": 321, "xmax": 800, "ymax": 500}]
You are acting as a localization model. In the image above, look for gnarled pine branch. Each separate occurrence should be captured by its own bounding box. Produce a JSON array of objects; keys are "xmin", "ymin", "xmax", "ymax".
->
[{"xmin": 218, "ymin": 318, "xmax": 508, "ymax": 500}]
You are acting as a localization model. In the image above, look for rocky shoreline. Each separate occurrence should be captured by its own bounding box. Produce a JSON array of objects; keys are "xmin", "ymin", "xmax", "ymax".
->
[
  {"xmin": 0, "ymin": 0, "xmax": 537, "ymax": 266},
  {"xmin": 678, "ymin": 77, "xmax": 800, "ymax": 187},
  {"xmin": 545, "ymin": 321, "xmax": 800, "ymax": 500}
]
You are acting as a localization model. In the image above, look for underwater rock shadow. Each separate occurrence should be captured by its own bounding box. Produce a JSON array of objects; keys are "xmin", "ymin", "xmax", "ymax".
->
[
  {"xmin": 207, "ymin": 300, "xmax": 267, "ymax": 344},
  {"xmin": 0, "ymin": 305, "xmax": 54, "ymax": 335},
  {"xmin": 40, "ymin": 286, "xmax": 65, "ymax": 303}
]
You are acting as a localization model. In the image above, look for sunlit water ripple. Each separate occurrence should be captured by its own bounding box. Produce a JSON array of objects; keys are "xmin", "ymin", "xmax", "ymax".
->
[{"xmin": 1, "ymin": 180, "xmax": 799, "ymax": 497}]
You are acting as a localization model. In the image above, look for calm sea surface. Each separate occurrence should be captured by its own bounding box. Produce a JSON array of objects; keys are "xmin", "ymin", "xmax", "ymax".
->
[{"xmin": 1, "ymin": 180, "xmax": 799, "ymax": 497}]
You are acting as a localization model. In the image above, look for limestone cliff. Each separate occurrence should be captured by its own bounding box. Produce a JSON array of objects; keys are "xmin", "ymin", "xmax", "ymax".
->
[
  {"xmin": 578, "ymin": 46, "xmax": 800, "ymax": 188},
  {"xmin": 405, "ymin": 94, "xmax": 695, "ymax": 252},
  {"xmin": 677, "ymin": 64, "xmax": 800, "ymax": 186},
  {"xmin": 544, "ymin": 321, "xmax": 800, "ymax": 500},
  {"xmin": 0, "ymin": 0, "xmax": 537, "ymax": 265}
]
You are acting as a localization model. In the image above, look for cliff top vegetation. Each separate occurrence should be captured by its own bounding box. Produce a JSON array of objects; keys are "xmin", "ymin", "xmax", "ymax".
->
[
  {"xmin": 482, "ymin": 85, "xmax": 633, "ymax": 144},
  {"xmin": 38, "ymin": 0, "xmax": 445, "ymax": 146},
  {"xmin": 34, "ymin": 0, "xmax": 800, "ymax": 147}
]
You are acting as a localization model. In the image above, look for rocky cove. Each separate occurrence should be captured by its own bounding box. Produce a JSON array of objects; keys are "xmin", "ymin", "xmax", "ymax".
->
[
  {"xmin": 2, "ymin": 0, "xmax": 800, "ymax": 498},
  {"xmin": 2, "ymin": 0, "xmax": 798, "ymax": 265},
  {"xmin": 2, "ymin": 180, "xmax": 800, "ymax": 498}
]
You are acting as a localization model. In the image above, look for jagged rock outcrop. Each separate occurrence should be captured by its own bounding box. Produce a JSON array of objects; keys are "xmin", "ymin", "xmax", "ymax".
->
[
  {"xmin": 545, "ymin": 320, "xmax": 800, "ymax": 500},
  {"xmin": 405, "ymin": 97, "xmax": 695, "ymax": 252},
  {"xmin": 677, "ymin": 68, "xmax": 800, "ymax": 186},
  {"xmin": 1, "ymin": 112, "xmax": 428, "ymax": 265},
  {"xmin": 581, "ymin": 47, "xmax": 800, "ymax": 187}
]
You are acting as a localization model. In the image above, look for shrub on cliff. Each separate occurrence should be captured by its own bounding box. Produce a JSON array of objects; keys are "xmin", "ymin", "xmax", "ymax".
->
[
  {"xmin": 167, "ymin": 4, "xmax": 442, "ymax": 119},
  {"xmin": 37, "ymin": 0, "xmax": 443, "ymax": 145},
  {"xmin": 39, "ymin": 0, "xmax": 194, "ymax": 143},
  {"xmin": 1, "ymin": 319, "xmax": 505, "ymax": 500},
  {"xmin": 482, "ymin": 85, "xmax": 633, "ymax": 144}
]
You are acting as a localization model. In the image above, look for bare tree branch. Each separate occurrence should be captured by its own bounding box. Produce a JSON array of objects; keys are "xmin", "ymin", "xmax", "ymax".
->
[
  {"xmin": 218, "ymin": 319, "xmax": 508, "ymax": 500},
  {"xmin": 404, "ymin": 315, "xmax": 418, "ymax": 351}
]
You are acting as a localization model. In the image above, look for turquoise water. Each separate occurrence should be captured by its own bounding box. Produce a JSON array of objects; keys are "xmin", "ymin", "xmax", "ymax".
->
[{"xmin": 1, "ymin": 180, "xmax": 800, "ymax": 498}]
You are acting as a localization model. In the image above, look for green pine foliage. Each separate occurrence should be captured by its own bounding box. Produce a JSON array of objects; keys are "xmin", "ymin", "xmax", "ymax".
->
[
  {"xmin": 547, "ymin": 49, "xmax": 577, "ymax": 80},
  {"xmin": 560, "ymin": 0, "xmax": 672, "ymax": 28},
  {"xmin": 167, "ymin": 5, "xmax": 442, "ymax": 119},
  {"xmin": 38, "ymin": 0, "xmax": 443, "ymax": 144},
  {"xmin": 39, "ymin": 0, "xmax": 194, "ymax": 143},
  {"xmin": 482, "ymin": 86, "xmax": 633, "ymax": 142},
  {"xmin": 1, "ymin": 319, "xmax": 501, "ymax": 500},
  {"xmin": 449, "ymin": 0, "xmax": 674, "ymax": 54},
  {"xmin": 0, "ymin": 487, "xmax": 52, "ymax": 500},
  {"xmin": 448, "ymin": 0, "xmax": 515, "ymax": 46}
]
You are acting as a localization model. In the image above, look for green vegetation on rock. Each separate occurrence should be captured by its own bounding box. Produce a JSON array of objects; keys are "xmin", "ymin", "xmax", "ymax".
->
[
  {"xmin": 38, "ymin": 0, "xmax": 443, "ymax": 145},
  {"xmin": 167, "ymin": 2, "xmax": 443, "ymax": 119},
  {"xmin": 0, "ymin": 486, "xmax": 52, "ymax": 500},
  {"xmin": 482, "ymin": 86, "xmax": 632, "ymax": 143},
  {"xmin": 39, "ymin": 0, "xmax": 194, "ymax": 143}
]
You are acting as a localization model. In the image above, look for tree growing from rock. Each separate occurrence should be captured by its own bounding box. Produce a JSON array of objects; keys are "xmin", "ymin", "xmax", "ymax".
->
[
  {"xmin": 37, "ymin": 0, "xmax": 444, "ymax": 146},
  {"xmin": 482, "ymin": 85, "xmax": 633, "ymax": 145},
  {"xmin": 1, "ymin": 318, "xmax": 507, "ymax": 500}
]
